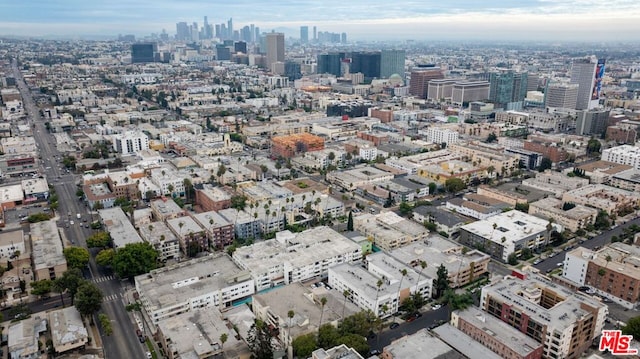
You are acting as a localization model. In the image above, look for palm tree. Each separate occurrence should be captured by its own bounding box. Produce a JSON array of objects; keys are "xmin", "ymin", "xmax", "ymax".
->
[
  {"xmin": 416, "ymin": 261, "xmax": 427, "ymax": 296},
  {"xmin": 219, "ymin": 333, "xmax": 228, "ymax": 350},
  {"xmin": 395, "ymin": 269, "xmax": 408, "ymax": 323},
  {"xmin": 318, "ymin": 297, "xmax": 328, "ymax": 329},
  {"xmin": 287, "ymin": 309, "xmax": 295, "ymax": 349},
  {"xmin": 374, "ymin": 279, "xmax": 384, "ymax": 317},
  {"xmin": 342, "ymin": 290, "xmax": 350, "ymax": 319}
]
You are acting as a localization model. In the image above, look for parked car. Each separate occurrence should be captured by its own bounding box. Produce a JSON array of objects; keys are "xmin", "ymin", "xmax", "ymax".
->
[
  {"xmin": 432, "ymin": 304, "xmax": 442, "ymax": 310},
  {"xmin": 389, "ymin": 323, "xmax": 400, "ymax": 329}
]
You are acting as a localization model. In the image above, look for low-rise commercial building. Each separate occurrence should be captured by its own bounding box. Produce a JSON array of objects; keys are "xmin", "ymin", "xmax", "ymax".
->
[
  {"xmin": 459, "ymin": 210, "xmax": 559, "ymax": 263},
  {"xmin": 7, "ymin": 315, "xmax": 48, "ymax": 359},
  {"xmin": 98, "ymin": 207, "xmax": 144, "ymax": 249},
  {"xmin": 48, "ymin": 307, "xmax": 89, "ymax": 354},
  {"xmin": 31, "ymin": 220, "xmax": 67, "ymax": 280},
  {"xmin": 480, "ymin": 272, "xmax": 607, "ymax": 359},
  {"xmin": 135, "ymin": 254, "xmax": 254, "ymax": 326},
  {"xmin": 233, "ymin": 227, "xmax": 362, "ymax": 291}
]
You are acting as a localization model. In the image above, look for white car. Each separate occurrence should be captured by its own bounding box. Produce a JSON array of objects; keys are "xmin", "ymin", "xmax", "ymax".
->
[
  {"xmin": 432, "ymin": 304, "xmax": 442, "ymax": 310},
  {"xmin": 69, "ymin": 220, "xmax": 74, "ymax": 225}
]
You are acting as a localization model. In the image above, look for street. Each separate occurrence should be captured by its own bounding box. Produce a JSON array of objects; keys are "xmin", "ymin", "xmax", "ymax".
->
[
  {"xmin": 12, "ymin": 60, "xmax": 145, "ymax": 359},
  {"xmin": 367, "ymin": 306, "xmax": 449, "ymax": 352},
  {"xmin": 533, "ymin": 217, "xmax": 640, "ymax": 274}
]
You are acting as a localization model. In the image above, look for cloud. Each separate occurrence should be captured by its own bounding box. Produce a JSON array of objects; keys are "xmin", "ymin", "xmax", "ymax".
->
[{"xmin": 0, "ymin": 0, "xmax": 639, "ymax": 40}]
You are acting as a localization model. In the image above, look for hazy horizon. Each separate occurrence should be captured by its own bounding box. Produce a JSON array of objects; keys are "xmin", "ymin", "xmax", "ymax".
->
[{"xmin": 1, "ymin": 0, "xmax": 639, "ymax": 42}]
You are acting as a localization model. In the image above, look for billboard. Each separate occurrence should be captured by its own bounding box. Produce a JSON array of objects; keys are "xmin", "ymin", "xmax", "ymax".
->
[{"xmin": 592, "ymin": 58, "xmax": 606, "ymax": 100}]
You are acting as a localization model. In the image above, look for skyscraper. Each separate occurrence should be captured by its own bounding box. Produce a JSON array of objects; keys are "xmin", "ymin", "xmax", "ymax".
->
[
  {"xmin": 131, "ymin": 43, "xmax": 156, "ymax": 63},
  {"xmin": 350, "ymin": 52, "xmax": 381, "ymax": 81},
  {"xmin": 544, "ymin": 82, "xmax": 578, "ymax": 109},
  {"xmin": 300, "ymin": 26, "xmax": 309, "ymax": 43},
  {"xmin": 313, "ymin": 26, "xmax": 317, "ymax": 42},
  {"xmin": 317, "ymin": 52, "xmax": 346, "ymax": 77},
  {"xmin": 265, "ymin": 32, "xmax": 285, "ymax": 72},
  {"xmin": 570, "ymin": 57, "xmax": 598, "ymax": 110},
  {"xmin": 409, "ymin": 66, "xmax": 444, "ymax": 99},
  {"xmin": 488, "ymin": 71, "xmax": 528, "ymax": 110},
  {"xmin": 227, "ymin": 18, "xmax": 233, "ymax": 40},
  {"xmin": 380, "ymin": 50, "xmax": 406, "ymax": 80},
  {"xmin": 176, "ymin": 22, "xmax": 189, "ymax": 41}
]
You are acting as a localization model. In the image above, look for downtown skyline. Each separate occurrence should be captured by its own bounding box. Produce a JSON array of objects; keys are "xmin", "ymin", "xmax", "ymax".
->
[{"xmin": 1, "ymin": 0, "xmax": 640, "ymax": 42}]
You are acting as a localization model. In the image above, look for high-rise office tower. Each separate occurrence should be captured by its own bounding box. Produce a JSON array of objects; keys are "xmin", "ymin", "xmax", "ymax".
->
[
  {"xmin": 313, "ymin": 26, "xmax": 317, "ymax": 42},
  {"xmin": 488, "ymin": 71, "xmax": 528, "ymax": 110},
  {"xmin": 341, "ymin": 33, "xmax": 347, "ymax": 44},
  {"xmin": 544, "ymin": 82, "xmax": 578, "ymax": 109},
  {"xmin": 131, "ymin": 43, "xmax": 156, "ymax": 63},
  {"xmin": 176, "ymin": 22, "xmax": 189, "ymax": 41},
  {"xmin": 317, "ymin": 52, "xmax": 346, "ymax": 77},
  {"xmin": 350, "ymin": 52, "xmax": 381, "ymax": 81},
  {"xmin": 265, "ymin": 32, "xmax": 285, "ymax": 72},
  {"xmin": 380, "ymin": 50, "xmax": 406, "ymax": 80},
  {"xmin": 409, "ymin": 66, "xmax": 444, "ymax": 99},
  {"xmin": 227, "ymin": 18, "xmax": 233, "ymax": 39},
  {"xmin": 300, "ymin": 26, "xmax": 309, "ymax": 43},
  {"xmin": 570, "ymin": 57, "xmax": 598, "ymax": 110},
  {"xmin": 234, "ymin": 41, "xmax": 247, "ymax": 54}
]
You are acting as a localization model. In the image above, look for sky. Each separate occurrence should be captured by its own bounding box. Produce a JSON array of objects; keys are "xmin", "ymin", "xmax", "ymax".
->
[{"xmin": 0, "ymin": 0, "xmax": 639, "ymax": 41}]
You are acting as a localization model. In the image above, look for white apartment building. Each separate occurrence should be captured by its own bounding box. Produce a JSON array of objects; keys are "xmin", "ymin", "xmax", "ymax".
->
[
  {"xmin": 232, "ymin": 227, "xmax": 362, "ymax": 292},
  {"xmin": 135, "ymin": 254, "xmax": 254, "ymax": 326},
  {"xmin": 328, "ymin": 252, "xmax": 432, "ymax": 318},
  {"xmin": 424, "ymin": 127, "xmax": 459, "ymax": 146},
  {"xmin": 602, "ymin": 145, "xmax": 640, "ymax": 170},
  {"xmin": 149, "ymin": 168, "xmax": 185, "ymax": 197},
  {"xmin": 359, "ymin": 145, "xmax": 378, "ymax": 162},
  {"xmin": 112, "ymin": 130, "xmax": 150, "ymax": 155},
  {"xmin": 0, "ymin": 230, "xmax": 25, "ymax": 260}
]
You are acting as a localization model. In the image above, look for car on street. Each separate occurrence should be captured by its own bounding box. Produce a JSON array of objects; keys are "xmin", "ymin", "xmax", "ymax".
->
[
  {"xmin": 369, "ymin": 349, "xmax": 381, "ymax": 356},
  {"xmin": 533, "ymin": 259, "xmax": 542, "ymax": 265},
  {"xmin": 389, "ymin": 323, "xmax": 400, "ymax": 329},
  {"xmin": 69, "ymin": 220, "xmax": 74, "ymax": 225},
  {"xmin": 432, "ymin": 304, "xmax": 442, "ymax": 310},
  {"xmin": 146, "ymin": 352, "xmax": 152, "ymax": 359}
]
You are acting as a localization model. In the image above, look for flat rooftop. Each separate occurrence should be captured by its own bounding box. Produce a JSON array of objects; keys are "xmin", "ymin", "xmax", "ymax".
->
[
  {"xmin": 31, "ymin": 220, "xmax": 66, "ymax": 270},
  {"xmin": 482, "ymin": 272, "xmax": 606, "ymax": 330},
  {"xmin": 460, "ymin": 210, "xmax": 551, "ymax": 244},
  {"xmin": 431, "ymin": 324, "xmax": 502, "ymax": 359},
  {"xmin": 232, "ymin": 227, "xmax": 361, "ymax": 275},
  {"xmin": 450, "ymin": 307, "xmax": 541, "ymax": 357},
  {"xmin": 98, "ymin": 207, "xmax": 143, "ymax": 248},
  {"xmin": 135, "ymin": 254, "xmax": 251, "ymax": 312},
  {"xmin": 389, "ymin": 237, "xmax": 490, "ymax": 280},
  {"xmin": 384, "ymin": 328, "xmax": 463, "ymax": 359}
]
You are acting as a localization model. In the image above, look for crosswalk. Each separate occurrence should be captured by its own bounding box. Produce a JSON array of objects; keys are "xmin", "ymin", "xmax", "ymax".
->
[
  {"xmin": 104, "ymin": 293, "xmax": 123, "ymax": 302},
  {"xmin": 93, "ymin": 275, "xmax": 115, "ymax": 283}
]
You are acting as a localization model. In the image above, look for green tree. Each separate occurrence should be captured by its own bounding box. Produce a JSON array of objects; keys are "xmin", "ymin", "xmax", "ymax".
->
[
  {"xmin": 54, "ymin": 268, "xmax": 84, "ymax": 304},
  {"xmin": 537, "ymin": 157, "xmax": 552, "ymax": 172},
  {"xmin": 220, "ymin": 333, "xmax": 228, "ymax": 349},
  {"xmin": 74, "ymin": 281, "xmax": 103, "ymax": 319},
  {"xmin": 63, "ymin": 247, "xmax": 90, "ymax": 269},
  {"xmin": 428, "ymin": 182, "xmax": 437, "ymax": 195},
  {"xmin": 435, "ymin": 264, "xmax": 450, "ymax": 299},
  {"xmin": 30, "ymin": 279, "xmax": 53, "ymax": 297},
  {"xmin": 98, "ymin": 313, "xmax": 113, "ymax": 336},
  {"xmin": 111, "ymin": 242, "xmax": 158, "ymax": 279},
  {"xmin": 27, "ymin": 213, "xmax": 50, "ymax": 223},
  {"xmin": 337, "ymin": 334, "xmax": 369, "ymax": 357},
  {"xmin": 86, "ymin": 232, "xmax": 111, "ymax": 248},
  {"xmin": 485, "ymin": 132, "xmax": 498, "ymax": 143},
  {"xmin": 247, "ymin": 319, "xmax": 275, "ymax": 359},
  {"xmin": 318, "ymin": 297, "xmax": 328, "ymax": 328},
  {"xmin": 347, "ymin": 211, "xmax": 354, "ymax": 231},
  {"xmin": 622, "ymin": 316, "xmax": 640, "ymax": 339},
  {"xmin": 587, "ymin": 138, "xmax": 602, "ymax": 156},
  {"xmin": 96, "ymin": 249, "xmax": 115, "ymax": 267},
  {"xmin": 317, "ymin": 324, "xmax": 340, "ymax": 349},
  {"xmin": 442, "ymin": 289, "xmax": 474, "ymax": 311},
  {"xmin": 444, "ymin": 178, "xmax": 466, "ymax": 193},
  {"xmin": 507, "ymin": 253, "xmax": 519, "ymax": 265},
  {"xmin": 292, "ymin": 333, "xmax": 317, "ymax": 358},
  {"xmin": 399, "ymin": 201, "xmax": 413, "ymax": 216}
]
